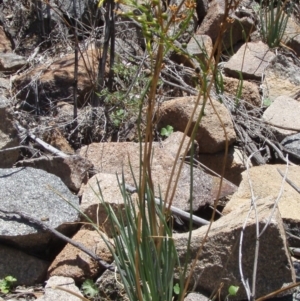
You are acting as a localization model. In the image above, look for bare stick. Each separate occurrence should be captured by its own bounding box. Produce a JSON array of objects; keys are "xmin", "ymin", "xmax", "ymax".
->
[
  {"xmin": 259, "ymin": 161, "xmax": 289, "ymax": 236},
  {"xmin": 290, "ymin": 248, "xmax": 300, "ymax": 257},
  {"xmin": 277, "ymin": 168, "xmax": 300, "ymax": 194},
  {"xmin": 286, "ymin": 231, "xmax": 300, "ymax": 241},
  {"xmin": 15, "ymin": 122, "xmax": 68, "ymax": 158},
  {"xmin": 0, "ymin": 146, "xmax": 40, "ymax": 153},
  {"xmin": 262, "ymin": 137, "xmax": 295, "ymax": 166},
  {"xmin": 0, "ymin": 209, "xmax": 115, "ymax": 272},
  {"xmin": 239, "ymin": 149, "xmax": 264, "ymax": 301},
  {"xmin": 125, "ymin": 184, "xmax": 209, "ymax": 226}
]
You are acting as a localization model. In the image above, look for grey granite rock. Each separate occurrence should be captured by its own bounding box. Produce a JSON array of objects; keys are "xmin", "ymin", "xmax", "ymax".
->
[
  {"xmin": 0, "ymin": 167, "xmax": 80, "ymax": 257},
  {"xmin": 0, "ymin": 53, "xmax": 27, "ymax": 72},
  {"xmin": 0, "ymin": 244, "xmax": 49, "ymax": 286}
]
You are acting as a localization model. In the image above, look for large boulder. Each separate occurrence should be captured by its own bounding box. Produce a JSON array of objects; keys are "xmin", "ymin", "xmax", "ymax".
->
[
  {"xmin": 223, "ymin": 164, "xmax": 300, "ymax": 239},
  {"xmin": 80, "ymin": 173, "xmax": 128, "ymax": 236},
  {"xmin": 171, "ymin": 35, "xmax": 213, "ymax": 69},
  {"xmin": 162, "ymin": 131, "xmax": 199, "ymax": 159},
  {"xmin": 157, "ymin": 96, "xmax": 236, "ymax": 153},
  {"xmin": 262, "ymin": 54, "xmax": 300, "ymax": 103},
  {"xmin": 0, "ymin": 244, "xmax": 48, "ymax": 286},
  {"xmin": 79, "ymin": 142, "xmax": 237, "ymax": 216},
  {"xmin": 13, "ymin": 50, "xmax": 101, "ymax": 113},
  {"xmin": 223, "ymin": 76, "xmax": 261, "ymax": 108},
  {"xmin": 0, "ymin": 167, "xmax": 80, "ymax": 257},
  {"xmin": 262, "ymin": 96, "xmax": 300, "ymax": 141},
  {"xmin": 199, "ymin": 147, "xmax": 247, "ymax": 186},
  {"xmin": 0, "ymin": 53, "xmax": 27, "ymax": 73},
  {"xmin": 0, "ymin": 96, "xmax": 19, "ymax": 168},
  {"xmin": 197, "ymin": 0, "xmax": 255, "ymax": 49},
  {"xmin": 174, "ymin": 197, "xmax": 295, "ymax": 300},
  {"xmin": 48, "ymin": 229, "xmax": 113, "ymax": 283},
  {"xmin": 16, "ymin": 155, "xmax": 93, "ymax": 193},
  {"xmin": 224, "ymin": 42, "xmax": 276, "ymax": 80}
]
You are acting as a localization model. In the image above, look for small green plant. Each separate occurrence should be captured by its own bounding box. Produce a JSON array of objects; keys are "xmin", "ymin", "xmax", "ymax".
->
[
  {"xmin": 81, "ymin": 279, "xmax": 99, "ymax": 299},
  {"xmin": 225, "ymin": 285, "xmax": 239, "ymax": 301},
  {"xmin": 111, "ymin": 108, "xmax": 126, "ymax": 127},
  {"xmin": 160, "ymin": 125, "xmax": 174, "ymax": 137},
  {"xmin": 263, "ymin": 97, "xmax": 272, "ymax": 107},
  {"xmin": 259, "ymin": 0, "xmax": 292, "ymax": 48},
  {"xmin": 173, "ymin": 283, "xmax": 181, "ymax": 295},
  {"xmin": 0, "ymin": 276, "xmax": 17, "ymax": 294}
]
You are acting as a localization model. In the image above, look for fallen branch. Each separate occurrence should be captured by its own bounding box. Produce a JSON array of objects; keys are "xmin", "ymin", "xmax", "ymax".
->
[
  {"xmin": 124, "ymin": 184, "xmax": 209, "ymax": 226},
  {"xmin": 260, "ymin": 137, "xmax": 296, "ymax": 166},
  {"xmin": 15, "ymin": 122, "xmax": 68, "ymax": 158},
  {"xmin": 0, "ymin": 145, "xmax": 40, "ymax": 153},
  {"xmin": 235, "ymin": 124, "xmax": 266, "ymax": 165},
  {"xmin": 0, "ymin": 209, "xmax": 115, "ymax": 272},
  {"xmin": 277, "ymin": 168, "xmax": 300, "ymax": 193}
]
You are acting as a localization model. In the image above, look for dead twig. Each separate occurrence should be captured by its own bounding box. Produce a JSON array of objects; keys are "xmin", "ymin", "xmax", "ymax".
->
[
  {"xmin": 124, "ymin": 184, "xmax": 209, "ymax": 226},
  {"xmin": 0, "ymin": 208, "xmax": 115, "ymax": 272},
  {"xmin": 239, "ymin": 151, "xmax": 289, "ymax": 300},
  {"xmin": 15, "ymin": 122, "xmax": 68, "ymax": 158},
  {"xmin": 277, "ymin": 168, "xmax": 300, "ymax": 194}
]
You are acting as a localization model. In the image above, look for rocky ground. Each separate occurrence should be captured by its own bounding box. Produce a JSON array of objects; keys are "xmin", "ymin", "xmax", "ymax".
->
[{"xmin": 1, "ymin": 0, "xmax": 300, "ymax": 300}]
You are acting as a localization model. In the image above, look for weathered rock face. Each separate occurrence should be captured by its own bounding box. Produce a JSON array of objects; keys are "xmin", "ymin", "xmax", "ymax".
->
[
  {"xmin": 170, "ymin": 35, "xmax": 213, "ymax": 69},
  {"xmin": 223, "ymin": 76, "xmax": 261, "ymax": 108},
  {"xmin": 197, "ymin": 0, "xmax": 255, "ymax": 49},
  {"xmin": 162, "ymin": 131, "xmax": 199, "ymax": 160},
  {"xmin": 223, "ymin": 165, "xmax": 300, "ymax": 228},
  {"xmin": 224, "ymin": 42, "xmax": 276, "ymax": 80},
  {"xmin": 96, "ymin": 269, "xmax": 126, "ymax": 301},
  {"xmin": 80, "ymin": 173, "xmax": 128, "ymax": 236},
  {"xmin": 174, "ymin": 197, "xmax": 295, "ymax": 300},
  {"xmin": 0, "ymin": 167, "xmax": 80, "ymax": 256},
  {"xmin": 79, "ymin": 142, "xmax": 237, "ymax": 216},
  {"xmin": 199, "ymin": 147, "xmax": 247, "ymax": 186},
  {"xmin": 262, "ymin": 54, "xmax": 300, "ymax": 103},
  {"xmin": 13, "ymin": 50, "xmax": 101, "ymax": 112},
  {"xmin": 0, "ymin": 244, "xmax": 49, "ymax": 286},
  {"xmin": 157, "ymin": 96, "xmax": 236, "ymax": 153},
  {"xmin": 0, "ymin": 53, "xmax": 27, "ymax": 73},
  {"xmin": 16, "ymin": 155, "xmax": 93, "ymax": 192},
  {"xmin": 0, "ymin": 96, "xmax": 19, "ymax": 168},
  {"xmin": 48, "ymin": 229, "xmax": 113, "ymax": 283},
  {"xmin": 263, "ymin": 96, "xmax": 300, "ymax": 141},
  {"xmin": 42, "ymin": 128, "xmax": 75, "ymax": 154}
]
